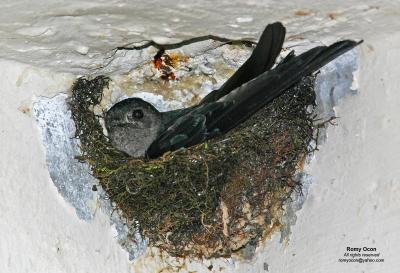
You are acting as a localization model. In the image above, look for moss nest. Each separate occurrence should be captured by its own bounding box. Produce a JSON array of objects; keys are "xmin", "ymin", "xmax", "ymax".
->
[{"xmin": 69, "ymin": 74, "xmax": 317, "ymax": 258}]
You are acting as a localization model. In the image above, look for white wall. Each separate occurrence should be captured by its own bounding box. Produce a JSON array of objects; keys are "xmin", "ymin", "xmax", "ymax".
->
[{"xmin": 0, "ymin": 1, "xmax": 399, "ymax": 272}]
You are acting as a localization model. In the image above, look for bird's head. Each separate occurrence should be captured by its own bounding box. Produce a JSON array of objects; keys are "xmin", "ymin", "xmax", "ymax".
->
[{"xmin": 104, "ymin": 98, "xmax": 162, "ymax": 158}]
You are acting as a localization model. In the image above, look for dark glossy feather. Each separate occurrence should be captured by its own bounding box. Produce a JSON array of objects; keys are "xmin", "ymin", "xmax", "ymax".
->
[
  {"xmin": 160, "ymin": 22, "xmax": 286, "ymax": 129},
  {"xmin": 146, "ymin": 25, "xmax": 362, "ymax": 158},
  {"xmin": 200, "ymin": 22, "xmax": 286, "ymax": 104},
  {"xmin": 206, "ymin": 40, "xmax": 362, "ymax": 133},
  {"xmin": 148, "ymin": 102, "xmax": 225, "ymax": 156}
]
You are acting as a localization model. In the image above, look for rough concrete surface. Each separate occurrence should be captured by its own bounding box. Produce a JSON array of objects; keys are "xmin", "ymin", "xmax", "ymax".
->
[{"xmin": 0, "ymin": 1, "xmax": 399, "ymax": 273}]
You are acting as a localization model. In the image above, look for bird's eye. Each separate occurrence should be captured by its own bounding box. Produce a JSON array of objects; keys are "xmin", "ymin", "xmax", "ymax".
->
[{"xmin": 127, "ymin": 109, "xmax": 144, "ymax": 122}]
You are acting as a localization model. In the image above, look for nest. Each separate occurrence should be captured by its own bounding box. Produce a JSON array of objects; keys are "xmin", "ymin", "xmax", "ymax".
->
[{"xmin": 69, "ymin": 74, "xmax": 317, "ymax": 258}]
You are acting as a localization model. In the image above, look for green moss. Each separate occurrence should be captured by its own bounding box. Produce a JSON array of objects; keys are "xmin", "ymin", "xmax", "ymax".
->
[{"xmin": 69, "ymin": 74, "xmax": 317, "ymax": 258}]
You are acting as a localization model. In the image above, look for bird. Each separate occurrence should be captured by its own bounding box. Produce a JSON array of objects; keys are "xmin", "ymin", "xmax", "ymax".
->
[{"xmin": 104, "ymin": 22, "xmax": 361, "ymax": 159}]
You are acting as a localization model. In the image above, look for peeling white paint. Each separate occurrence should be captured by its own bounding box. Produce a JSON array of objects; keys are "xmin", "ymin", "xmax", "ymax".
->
[{"xmin": 1, "ymin": 0, "xmax": 396, "ymax": 74}]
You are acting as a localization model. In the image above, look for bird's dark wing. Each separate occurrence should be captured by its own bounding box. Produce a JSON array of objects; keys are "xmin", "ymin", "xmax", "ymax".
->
[
  {"xmin": 159, "ymin": 22, "xmax": 285, "ymax": 129},
  {"xmin": 160, "ymin": 107, "xmax": 194, "ymax": 130},
  {"xmin": 206, "ymin": 40, "xmax": 362, "ymax": 133},
  {"xmin": 200, "ymin": 22, "xmax": 286, "ymax": 104},
  {"xmin": 154, "ymin": 113, "xmax": 207, "ymax": 154},
  {"xmin": 147, "ymin": 40, "xmax": 362, "ymax": 158},
  {"xmin": 147, "ymin": 102, "xmax": 225, "ymax": 157}
]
